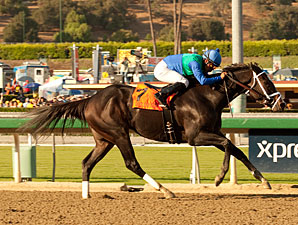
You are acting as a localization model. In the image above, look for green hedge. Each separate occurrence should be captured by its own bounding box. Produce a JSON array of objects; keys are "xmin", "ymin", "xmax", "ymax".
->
[{"xmin": 0, "ymin": 40, "xmax": 298, "ymax": 60}]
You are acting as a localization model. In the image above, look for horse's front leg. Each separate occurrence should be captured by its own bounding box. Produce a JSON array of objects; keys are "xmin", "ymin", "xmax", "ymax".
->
[
  {"xmin": 226, "ymin": 142, "xmax": 272, "ymax": 189},
  {"xmin": 189, "ymin": 132, "xmax": 232, "ymax": 186},
  {"xmin": 215, "ymin": 132, "xmax": 271, "ymax": 189},
  {"xmin": 215, "ymin": 144, "xmax": 231, "ymax": 186}
]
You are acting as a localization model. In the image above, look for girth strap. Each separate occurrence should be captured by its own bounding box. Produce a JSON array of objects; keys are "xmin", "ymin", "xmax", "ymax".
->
[{"xmin": 161, "ymin": 107, "xmax": 177, "ymax": 144}]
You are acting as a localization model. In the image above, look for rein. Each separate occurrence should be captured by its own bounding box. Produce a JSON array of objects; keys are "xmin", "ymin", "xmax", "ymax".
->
[
  {"xmin": 223, "ymin": 80, "xmax": 233, "ymax": 117},
  {"xmin": 224, "ymin": 69, "xmax": 282, "ymax": 109},
  {"xmin": 225, "ymin": 72, "xmax": 265, "ymax": 98}
]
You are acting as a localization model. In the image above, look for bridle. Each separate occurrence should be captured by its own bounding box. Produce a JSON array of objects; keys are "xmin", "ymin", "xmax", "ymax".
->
[{"xmin": 224, "ymin": 69, "xmax": 282, "ymax": 109}]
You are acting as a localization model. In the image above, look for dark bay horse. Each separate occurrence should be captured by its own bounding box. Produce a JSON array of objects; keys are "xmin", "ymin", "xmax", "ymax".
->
[{"xmin": 23, "ymin": 63, "xmax": 285, "ymax": 198}]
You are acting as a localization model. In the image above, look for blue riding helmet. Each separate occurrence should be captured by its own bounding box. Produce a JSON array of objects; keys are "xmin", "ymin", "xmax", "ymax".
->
[{"xmin": 203, "ymin": 48, "xmax": 222, "ymax": 67}]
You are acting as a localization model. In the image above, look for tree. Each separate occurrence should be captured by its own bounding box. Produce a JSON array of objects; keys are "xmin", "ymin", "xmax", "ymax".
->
[
  {"xmin": 0, "ymin": 0, "xmax": 28, "ymax": 16},
  {"xmin": 159, "ymin": 25, "xmax": 174, "ymax": 41},
  {"xmin": 251, "ymin": 0, "xmax": 292, "ymax": 12},
  {"xmin": 208, "ymin": 0, "xmax": 231, "ymax": 25},
  {"xmin": 188, "ymin": 19, "xmax": 226, "ymax": 41},
  {"xmin": 54, "ymin": 10, "xmax": 91, "ymax": 42},
  {"xmin": 146, "ymin": 0, "xmax": 157, "ymax": 57},
  {"xmin": 83, "ymin": 0, "xmax": 134, "ymax": 31},
  {"xmin": 3, "ymin": 11, "xmax": 39, "ymax": 42},
  {"xmin": 251, "ymin": 6, "xmax": 298, "ymax": 40},
  {"xmin": 109, "ymin": 29, "xmax": 139, "ymax": 42},
  {"xmin": 151, "ymin": 0, "xmax": 172, "ymax": 23},
  {"xmin": 158, "ymin": 25, "xmax": 187, "ymax": 42},
  {"xmin": 173, "ymin": 0, "xmax": 183, "ymax": 54},
  {"xmin": 273, "ymin": 6, "xmax": 298, "ymax": 39},
  {"xmin": 33, "ymin": 0, "xmax": 77, "ymax": 31},
  {"xmin": 275, "ymin": 0, "xmax": 293, "ymax": 5},
  {"xmin": 251, "ymin": 0, "xmax": 275, "ymax": 12},
  {"xmin": 250, "ymin": 19, "xmax": 280, "ymax": 40}
]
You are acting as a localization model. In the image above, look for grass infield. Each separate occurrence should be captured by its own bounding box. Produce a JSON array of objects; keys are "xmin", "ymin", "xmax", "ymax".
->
[{"xmin": 0, "ymin": 146, "xmax": 297, "ymax": 185}]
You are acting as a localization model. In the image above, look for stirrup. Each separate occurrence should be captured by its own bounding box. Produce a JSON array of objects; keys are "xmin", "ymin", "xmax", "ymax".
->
[{"xmin": 154, "ymin": 93, "xmax": 167, "ymax": 108}]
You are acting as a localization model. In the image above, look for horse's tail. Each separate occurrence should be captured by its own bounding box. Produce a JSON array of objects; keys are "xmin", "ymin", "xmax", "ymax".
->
[{"xmin": 20, "ymin": 98, "xmax": 91, "ymax": 135}]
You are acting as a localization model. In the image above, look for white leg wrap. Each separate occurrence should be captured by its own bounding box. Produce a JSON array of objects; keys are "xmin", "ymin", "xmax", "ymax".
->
[
  {"xmin": 82, "ymin": 181, "xmax": 89, "ymax": 199},
  {"xmin": 143, "ymin": 174, "xmax": 160, "ymax": 190}
]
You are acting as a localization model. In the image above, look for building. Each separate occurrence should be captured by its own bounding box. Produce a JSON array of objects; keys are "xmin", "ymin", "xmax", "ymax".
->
[{"xmin": 13, "ymin": 62, "xmax": 50, "ymax": 85}]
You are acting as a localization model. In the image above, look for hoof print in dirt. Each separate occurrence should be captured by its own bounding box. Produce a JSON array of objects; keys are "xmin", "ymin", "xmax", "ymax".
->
[{"xmin": 102, "ymin": 194, "xmax": 115, "ymax": 199}]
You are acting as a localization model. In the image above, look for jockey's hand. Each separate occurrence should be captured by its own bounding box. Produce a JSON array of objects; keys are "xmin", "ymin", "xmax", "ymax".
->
[{"xmin": 220, "ymin": 72, "xmax": 227, "ymax": 79}]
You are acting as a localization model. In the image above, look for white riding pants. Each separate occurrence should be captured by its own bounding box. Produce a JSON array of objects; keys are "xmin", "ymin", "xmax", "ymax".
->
[{"xmin": 154, "ymin": 60, "xmax": 189, "ymax": 88}]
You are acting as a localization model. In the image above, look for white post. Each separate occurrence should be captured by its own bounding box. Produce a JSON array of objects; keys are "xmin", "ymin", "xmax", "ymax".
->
[
  {"xmin": 82, "ymin": 181, "xmax": 89, "ymax": 199},
  {"xmin": 229, "ymin": 133, "xmax": 237, "ymax": 184},
  {"xmin": 52, "ymin": 133, "xmax": 56, "ymax": 182},
  {"xmin": 28, "ymin": 133, "xmax": 32, "ymax": 146},
  {"xmin": 190, "ymin": 146, "xmax": 200, "ymax": 184},
  {"xmin": 13, "ymin": 134, "xmax": 21, "ymax": 183}
]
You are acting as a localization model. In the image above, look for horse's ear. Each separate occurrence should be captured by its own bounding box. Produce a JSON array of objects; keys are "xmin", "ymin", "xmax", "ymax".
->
[{"xmin": 249, "ymin": 62, "xmax": 263, "ymax": 73}]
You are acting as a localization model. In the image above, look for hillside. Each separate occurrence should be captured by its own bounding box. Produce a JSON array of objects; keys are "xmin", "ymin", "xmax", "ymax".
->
[{"xmin": 1, "ymin": 0, "xmax": 294, "ymax": 42}]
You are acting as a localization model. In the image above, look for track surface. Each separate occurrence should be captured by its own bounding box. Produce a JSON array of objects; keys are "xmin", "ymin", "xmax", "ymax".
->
[{"xmin": 1, "ymin": 182, "xmax": 298, "ymax": 224}]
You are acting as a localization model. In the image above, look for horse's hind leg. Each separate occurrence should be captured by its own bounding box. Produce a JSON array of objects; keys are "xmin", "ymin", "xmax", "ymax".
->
[
  {"xmin": 82, "ymin": 132, "xmax": 114, "ymax": 199},
  {"xmin": 116, "ymin": 134, "xmax": 175, "ymax": 199}
]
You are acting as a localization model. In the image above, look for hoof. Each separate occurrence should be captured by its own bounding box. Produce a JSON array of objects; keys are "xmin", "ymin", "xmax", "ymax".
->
[
  {"xmin": 215, "ymin": 175, "xmax": 222, "ymax": 187},
  {"xmin": 160, "ymin": 186, "xmax": 176, "ymax": 199},
  {"xmin": 262, "ymin": 179, "xmax": 272, "ymax": 189},
  {"xmin": 164, "ymin": 191, "xmax": 176, "ymax": 199}
]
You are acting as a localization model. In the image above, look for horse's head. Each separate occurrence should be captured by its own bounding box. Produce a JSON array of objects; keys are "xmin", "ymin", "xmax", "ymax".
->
[{"xmin": 223, "ymin": 63, "xmax": 285, "ymax": 112}]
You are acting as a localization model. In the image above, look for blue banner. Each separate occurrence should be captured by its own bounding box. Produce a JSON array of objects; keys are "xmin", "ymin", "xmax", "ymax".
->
[{"xmin": 249, "ymin": 129, "xmax": 298, "ymax": 173}]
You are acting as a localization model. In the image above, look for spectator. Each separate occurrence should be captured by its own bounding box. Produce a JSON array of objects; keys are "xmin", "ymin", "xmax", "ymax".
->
[
  {"xmin": 77, "ymin": 95, "xmax": 84, "ymax": 101},
  {"xmin": 33, "ymin": 93, "xmax": 38, "ymax": 99},
  {"xmin": 10, "ymin": 99, "xmax": 17, "ymax": 108},
  {"xmin": 4, "ymin": 101, "xmax": 10, "ymax": 107},
  {"xmin": 23, "ymin": 98, "xmax": 30, "ymax": 108},
  {"xmin": 26, "ymin": 99, "xmax": 34, "ymax": 108},
  {"xmin": 120, "ymin": 57, "xmax": 131, "ymax": 84},
  {"xmin": 287, "ymin": 103, "xmax": 293, "ymax": 110},
  {"xmin": 16, "ymin": 100, "xmax": 23, "ymax": 108},
  {"xmin": 0, "ymin": 93, "xmax": 3, "ymax": 107},
  {"xmin": 17, "ymin": 88, "xmax": 26, "ymax": 103},
  {"xmin": 13, "ymin": 83, "xmax": 22, "ymax": 95},
  {"xmin": 57, "ymin": 95, "xmax": 67, "ymax": 102},
  {"xmin": 37, "ymin": 97, "xmax": 47, "ymax": 106},
  {"xmin": 70, "ymin": 96, "xmax": 77, "ymax": 101},
  {"xmin": 23, "ymin": 80, "xmax": 30, "ymax": 93},
  {"xmin": 4, "ymin": 83, "xmax": 12, "ymax": 95},
  {"xmin": 11, "ymin": 78, "xmax": 17, "ymax": 93}
]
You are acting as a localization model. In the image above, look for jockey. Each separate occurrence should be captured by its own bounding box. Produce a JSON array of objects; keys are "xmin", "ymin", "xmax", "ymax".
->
[{"xmin": 154, "ymin": 48, "xmax": 226, "ymax": 107}]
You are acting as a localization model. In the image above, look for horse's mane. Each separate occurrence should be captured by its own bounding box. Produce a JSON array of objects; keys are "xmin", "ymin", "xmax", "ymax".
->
[
  {"xmin": 223, "ymin": 63, "xmax": 250, "ymax": 73},
  {"xmin": 223, "ymin": 62, "xmax": 262, "ymax": 73}
]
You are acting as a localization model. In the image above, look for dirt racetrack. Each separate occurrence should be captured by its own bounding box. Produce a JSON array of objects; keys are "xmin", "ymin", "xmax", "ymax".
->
[{"xmin": 1, "ymin": 182, "xmax": 298, "ymax": 224}]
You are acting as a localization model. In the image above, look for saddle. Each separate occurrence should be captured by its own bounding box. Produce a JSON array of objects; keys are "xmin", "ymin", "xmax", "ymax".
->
[{"xmin": 132, "ymin": 83, "xmax": 178, "ymax": 144}]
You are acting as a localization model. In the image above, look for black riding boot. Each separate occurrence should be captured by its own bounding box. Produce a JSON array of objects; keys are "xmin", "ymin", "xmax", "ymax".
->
[{"xmin": 154, "ymin": 82, "xmax": 186, "ymax": 107}]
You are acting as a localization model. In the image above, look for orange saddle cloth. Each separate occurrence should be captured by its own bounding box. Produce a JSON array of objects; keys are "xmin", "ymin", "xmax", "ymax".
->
[{"xmin": 132, "ymin": 83, "xmax": 174, "ymax": 111}]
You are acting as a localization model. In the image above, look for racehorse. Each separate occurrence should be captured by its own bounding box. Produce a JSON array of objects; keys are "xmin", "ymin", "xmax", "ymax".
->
[{"xmin": 22, "ymin": 62, "xmax": 285, "ymax": 199}]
